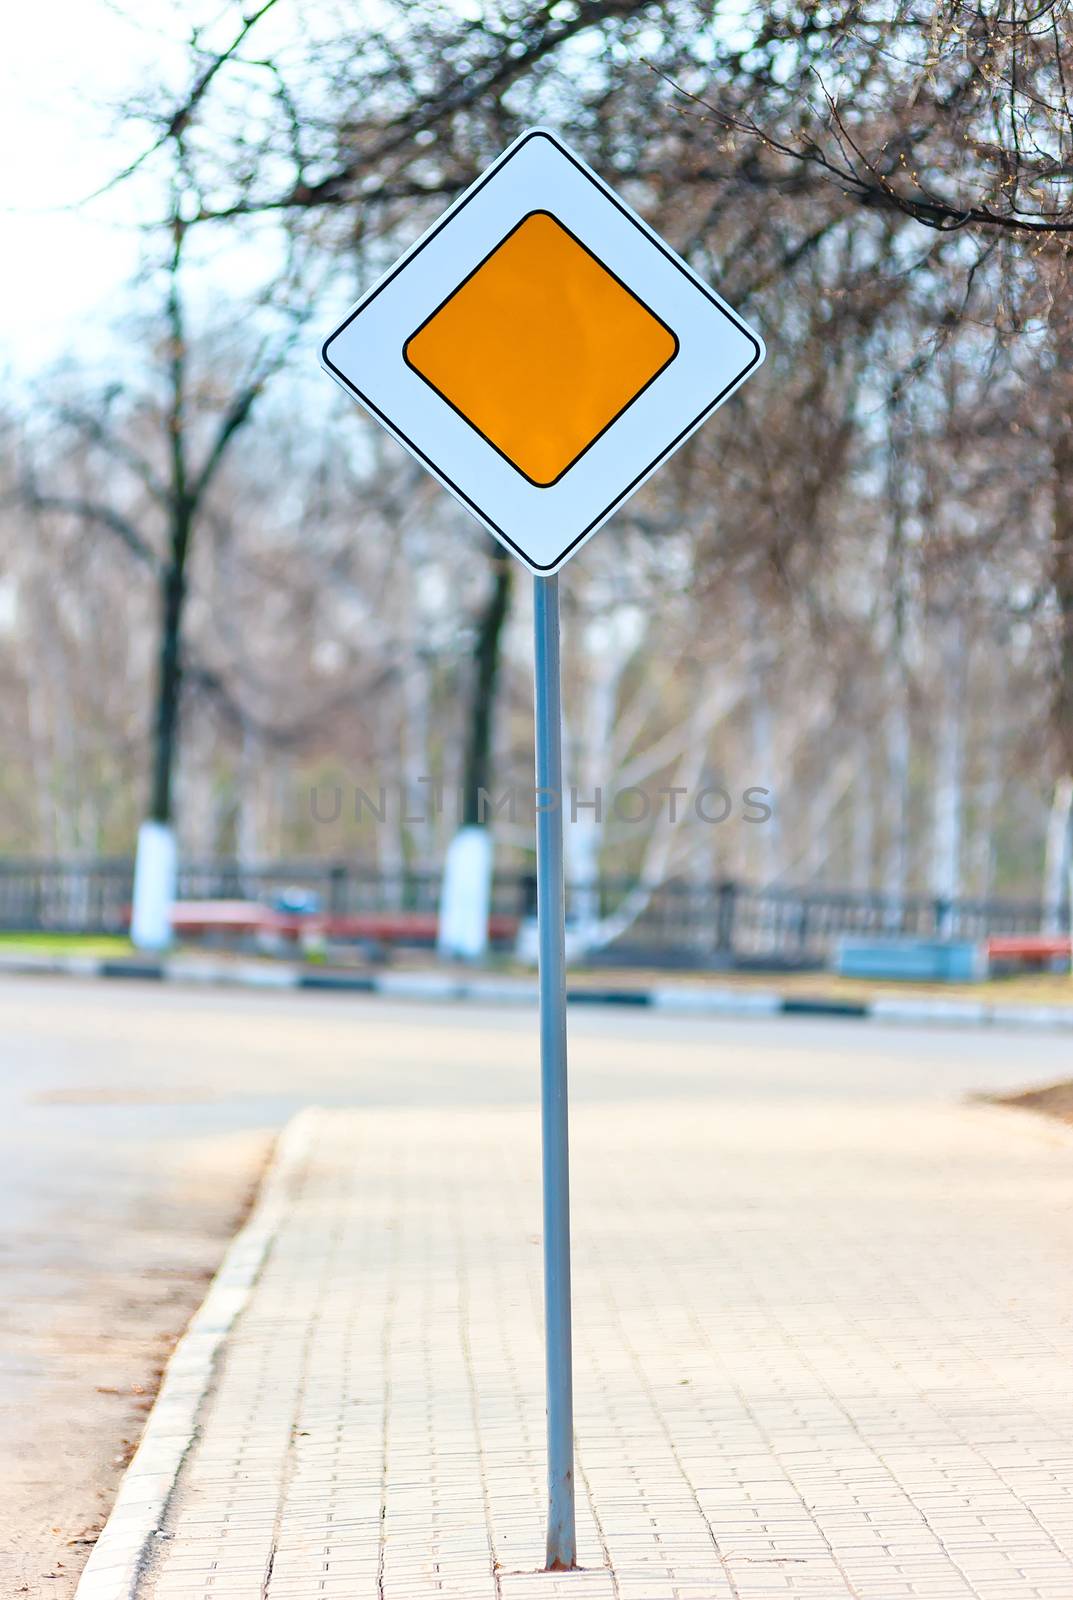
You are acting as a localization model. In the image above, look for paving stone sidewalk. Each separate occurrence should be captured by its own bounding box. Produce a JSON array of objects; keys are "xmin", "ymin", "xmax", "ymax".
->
[{"xmin": 84, "ymin": 1096, "xmax": 1073, "ymax": 1600}]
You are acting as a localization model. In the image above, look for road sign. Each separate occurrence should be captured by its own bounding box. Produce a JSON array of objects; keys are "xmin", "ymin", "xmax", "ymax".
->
[
  {"xmin": 320, "ymin": 127, "xmax": 765, "ymax": 1575},
  {"xmin": 320, "ymin": 127, "xmax": 764, "ymax": 575}
]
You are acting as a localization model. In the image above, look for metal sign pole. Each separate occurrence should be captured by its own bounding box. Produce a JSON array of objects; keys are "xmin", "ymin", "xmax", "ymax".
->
[
  {"xmin": 321, "ymin": 123, "xmax": 765, "ymax": 1586},
  {"xmin": 532, "ymin": 572, "xmax": 577, "ymax": 1572}
]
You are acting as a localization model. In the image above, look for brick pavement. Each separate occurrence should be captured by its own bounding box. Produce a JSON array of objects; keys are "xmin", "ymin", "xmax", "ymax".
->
[{"xmin": 91, "ymin": 1095, "xmax": 1073, "ymax": 1600}]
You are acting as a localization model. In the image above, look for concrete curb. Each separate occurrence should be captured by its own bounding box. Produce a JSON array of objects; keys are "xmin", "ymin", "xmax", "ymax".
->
[
  {"xmin": 3, "ymin": 950, "xmax": 1073, "ymax": 1030},
  {"xmin": 72, "ymin": 1110, "xmax": 318, "ymax": 1600}
]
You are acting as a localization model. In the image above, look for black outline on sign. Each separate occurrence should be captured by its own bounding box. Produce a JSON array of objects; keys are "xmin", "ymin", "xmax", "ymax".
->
[
  {"xmin": 401, "ymin": 209, "xmax": 680, "ymax": 488},
  {"xmin": 321, "ymin": 130, "xmax": 763, "ymax": 573}
]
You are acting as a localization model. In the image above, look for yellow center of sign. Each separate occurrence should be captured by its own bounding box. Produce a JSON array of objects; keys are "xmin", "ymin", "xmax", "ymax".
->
[{"xmin": 403, "ymin": 211, "xmax": 678, "ymax": 487}]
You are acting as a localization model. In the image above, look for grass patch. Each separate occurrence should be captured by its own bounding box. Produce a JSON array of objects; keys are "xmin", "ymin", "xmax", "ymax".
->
[
  {"xmin": 558, "ymin": 965, "xmax": 1073, "ymax": 1009},
  {"xmin": 0, "ymin": 931, "xmax": 134, "ymax": 957},
  {"xmin": 409, "ymin": 950, "xmax": 1073, "ymax": 1009}
]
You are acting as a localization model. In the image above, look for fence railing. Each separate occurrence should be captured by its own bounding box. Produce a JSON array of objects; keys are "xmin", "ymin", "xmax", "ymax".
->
[
  {"xmin": 0, "ymin": 857, "xmax": 135, "ymax": 935},
  {"xmin": 0, "ymin": 857, "xmax": 1059, "ymax": 963}
]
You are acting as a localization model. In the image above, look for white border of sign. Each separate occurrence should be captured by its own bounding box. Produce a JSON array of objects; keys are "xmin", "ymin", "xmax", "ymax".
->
[{"xmin": 321, "ymin": 127, "xmax": 765, "ymax": 574}]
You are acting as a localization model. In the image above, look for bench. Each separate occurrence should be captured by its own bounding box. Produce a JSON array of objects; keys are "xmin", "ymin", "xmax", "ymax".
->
[
  {"xmin": 986, "ymin": 934, "xmax": 1072, "ymax": 970},
  {"xmin": 167, "ymin": 900, "xmax": 518, "ymax": 949},
  {"xmin": 836, "ymin": 937, "xmax": 985, "ymax": 983}
]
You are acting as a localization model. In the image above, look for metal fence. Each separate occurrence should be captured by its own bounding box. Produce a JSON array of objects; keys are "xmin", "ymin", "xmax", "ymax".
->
[
  {"xmin": 553, "ymin": 877, "xmax": 1052, "ymax": 963},
  {"xmin": 0, "ymin": 856, "xmax": 1058, "ymax": 964},
  {"xmin": 0, "ymin": 858, "xmax": 135, "ymax": 935}
]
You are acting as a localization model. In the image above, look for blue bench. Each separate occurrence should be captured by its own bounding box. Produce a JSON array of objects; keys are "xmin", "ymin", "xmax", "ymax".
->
[{"xmin": 835, "ymin": 937, "xmax": 985, "ymax": 983}]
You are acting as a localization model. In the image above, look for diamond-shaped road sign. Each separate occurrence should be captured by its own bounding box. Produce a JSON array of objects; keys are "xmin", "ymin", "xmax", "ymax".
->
[
  {"xmin": 319, "ymin": 125, "xmax": 766, "ymax": 1578},
  {"xmin": 320, "ymin": 128, "xmax": 765, "ymax": 574}
]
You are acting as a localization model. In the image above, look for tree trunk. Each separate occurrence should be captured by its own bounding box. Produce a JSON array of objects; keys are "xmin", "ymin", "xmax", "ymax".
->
[
  {"xmin": 743, "ymin": 591, "xmax": 780, "ymax": 886},
  {"xmin": 883, "ymin": 667, "xmax": 911, "ymax": 918},
  {"xmin": 1047, "ymin": 298, "xmax": 1073, "ymax": 951},
  {"xmin": 1043, "ymin": 777, "xmax": 1073, "ymax": 932},
  {"xmin": 930, "ymin": 617, "xmax": 967, "ymax": 927},
  {"xmin": 969, "ymin": 736, "xmax": 1000, "ymax": 902},
  {"xmin": 236, "ymin": 722, "xmax": 261, "ymax": 881},
  {"xmin": 564, "ymin": 599, "xmax": 629, "ymax": 933},
  {"xmin": 148, "ymin": 522, "xmax": 190, "ymax": 824},
  {"xmin": 850, "ymin": 741, "xmax": 875, "ymax": 889},
  {"xmin": 1049, "ymin": 267, "xmax": 1073, "ymax": 752},
  {"xmin": 399, "ymin": 597, "xmax": 435, "ymax": 862},
  {"xmin": 461, "ymin": 543, "xmax": 513, "ymax": 826}
]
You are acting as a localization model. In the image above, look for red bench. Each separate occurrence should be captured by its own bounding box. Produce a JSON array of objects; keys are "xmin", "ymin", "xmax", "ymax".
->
[
  {"xmin": 169, "ymin": 900, "xmax": 282, "ymax": 938},
  {"xmin": 167, "ymin": 901, "xmax": 518, "ymax": 947},
  {"xmin": 987, "ymin": 934, "xmax": 1071, "ymax": 967}
]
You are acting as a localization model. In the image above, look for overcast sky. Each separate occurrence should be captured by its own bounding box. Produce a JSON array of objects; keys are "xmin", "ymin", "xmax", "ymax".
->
[
  {"xmin": 0, "ymin": 1, "xmax": 323, "ymax": 381},
  {"xmin": 0, "ymin": 3, "xmax": 163, "ymax": 375},
  {"xmin": 0, "ymin": 0, "xmax": 384, "ymax": 394}
]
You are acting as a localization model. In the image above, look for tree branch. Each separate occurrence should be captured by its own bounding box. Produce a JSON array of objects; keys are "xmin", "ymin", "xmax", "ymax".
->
[
  {"xmin": 21, "ymin": 488, "xmax": 162, "ymax": 573},
  {"xmin": 79, "ymin": 0, "xmax": 282, "ymax": 203}
]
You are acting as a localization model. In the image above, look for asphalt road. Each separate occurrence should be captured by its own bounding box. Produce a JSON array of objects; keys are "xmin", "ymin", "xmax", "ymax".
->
[{"xmin": 1, "ymin": 974, "xmax": 1068, "ymax": 1597}]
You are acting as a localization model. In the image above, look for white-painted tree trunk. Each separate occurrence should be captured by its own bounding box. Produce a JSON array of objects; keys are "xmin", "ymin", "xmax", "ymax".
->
[
  {"xmin": 564, "ymin": 609, "xmax": 626, "ymax": 942},
  {"xmin": 25, "ymin": 671, "xmax": 60, "ymax": 856},
  {"xmin": 131, "ymin": 820, "xmax": 177, "ymax": 950},
  {"xmin": 969, "ymin": 739, "xmax": 1001, "ymax": 901},
  {"xmin": 437, "ymin": 825, "xmax": 493, "ymax": 960},
  {"xmin": 742, "ymin": 591, "xmax": 780, "ymax": 888},
  {"xmin": 402, "ymin": 663, "xmax": 435, "ymax": 860},
  {"xmin": 236, "ymin": 724, "xmax": 261, "ymax": 891},
  {"xmin": 771, "ymin": 749, "xmax": 857, "ymax": 885},
  {"xmin": 1042, "ymin": 776, "xmax": 1073, "ymax": 933},
  {"xmin": 565, "ymin": 660, "xmax": 729, "ymax": 956},
  {"xmin": 850, "ymin": 744, "xmax": 875, "ymax": 889},
  {"xmin": 883, "ymin": 670, "xmax": 911, "ymax": 920},
  {"xmin": 748, "ymin": 691, "xmax": 780, "ymax": 886},
  {"xmin": 399, "ymin": 578, "xmax": 437, "ymax": 861},
  {"xmin": 930, "ymin": 623, "xmax": 968, "ymax": 930},
  {"xmin": 372, "ymin": 690, "xmax": 407, "ymax": 884}
]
